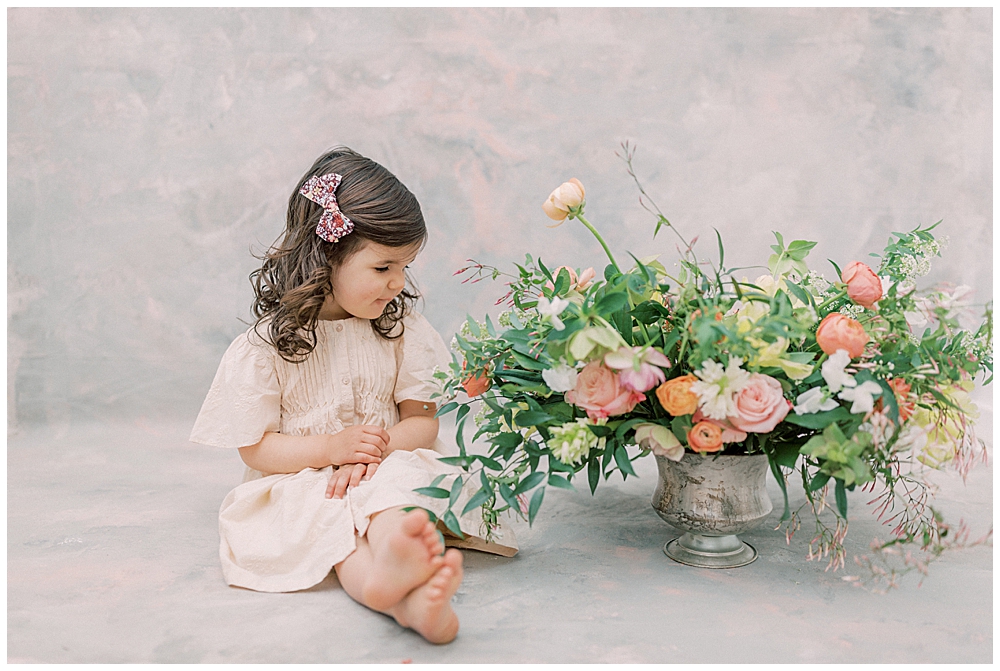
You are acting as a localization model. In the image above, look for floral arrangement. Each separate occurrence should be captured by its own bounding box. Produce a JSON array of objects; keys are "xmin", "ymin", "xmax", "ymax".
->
[{"xmin": 427, "ymin": 149, "xmax": 992, "ymax": 585}]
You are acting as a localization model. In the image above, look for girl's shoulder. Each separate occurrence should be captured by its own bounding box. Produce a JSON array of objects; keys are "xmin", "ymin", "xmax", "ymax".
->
[{"xmin": 218, "ymin": 323, "xmax": 278, "ymax": 368}]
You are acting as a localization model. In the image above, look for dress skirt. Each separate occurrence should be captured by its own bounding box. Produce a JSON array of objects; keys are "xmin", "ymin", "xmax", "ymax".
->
[{"xmin": 218, "ymin": 448, "xmax": 517, "ymax": 593}]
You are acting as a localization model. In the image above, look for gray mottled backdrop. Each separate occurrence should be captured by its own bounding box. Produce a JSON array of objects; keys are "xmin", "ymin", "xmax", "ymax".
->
[{"xmin": 8, "ymin": 8, "xmax": 992, "ymax": 431}]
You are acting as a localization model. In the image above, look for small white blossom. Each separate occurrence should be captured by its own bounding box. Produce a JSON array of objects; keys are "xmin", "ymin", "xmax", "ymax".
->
[
  {"xmin": 793, "ymin": 387, "xmax": 840, "ymax": 415},
  {"xmin": 821, "ymin": 350, "xmax": 857, "ymax": 393},
  {"xmin": 690, "ymin": 357, "xmax": 750, "ymax": 420},
  {"xmin": 537, "ymin": 296, "xmax": 570, "ymax": 331},
  {"xmin": 838, "ymin": 303, "xmax": 865, "ymax": 319},
  {"xmin": 541, "ymin": 361, "xmax": 578, "ymax": 393},
  {"xmin": 838, "ymin": 380, "xmax": 883, "ymax": 414}
]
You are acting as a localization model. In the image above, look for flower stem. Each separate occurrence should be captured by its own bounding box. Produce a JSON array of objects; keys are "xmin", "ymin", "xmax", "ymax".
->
[
  {"xmin": 575, "ymin": 214, "xmax": 621, "ymax": 274},
  {"xmin": 817, "ymin": 288, "xmax": 848, "ymax": 312}
]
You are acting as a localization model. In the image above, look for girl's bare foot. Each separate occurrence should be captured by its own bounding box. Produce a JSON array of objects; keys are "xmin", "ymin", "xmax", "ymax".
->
[
  {"xmin": 363, "ymin": 509, "xmax": 444, "ymax": 611},
  {"xmin": 391, "ymin": 549, "xmax": 463, "ymax": 644}
]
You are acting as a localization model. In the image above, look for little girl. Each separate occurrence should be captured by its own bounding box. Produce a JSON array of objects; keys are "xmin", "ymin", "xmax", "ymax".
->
[{"xmin": 190, "ymin": 147, "xmax": 516, "ymax": 644}]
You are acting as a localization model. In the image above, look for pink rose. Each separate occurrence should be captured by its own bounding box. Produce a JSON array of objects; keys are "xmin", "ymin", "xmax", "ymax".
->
[
  {"xmin": 841, "ymin": 261, "xmax": 883, "ymax": 309},
  {"xmin": 727, "ymin": 373, "xmax": 791, "ymax": 433},
  {"xmin": 565, "ymin": 361, "xmax": 644, "ymax": 420},
  {"xmin": 816, "ymin": 313, "xmax": 868, "ymax": 358}
]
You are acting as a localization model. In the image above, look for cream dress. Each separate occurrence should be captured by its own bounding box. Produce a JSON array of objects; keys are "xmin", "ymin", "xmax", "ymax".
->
[{"xmin": 190, "ymin": 311, "xmax": 517, "ymax": 593}]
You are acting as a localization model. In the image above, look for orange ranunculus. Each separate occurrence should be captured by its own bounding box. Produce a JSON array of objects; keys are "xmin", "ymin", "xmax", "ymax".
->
[
  {"xmin": 815, "ymin": 313, "xmax": 868, "ymax": 358},
  {"xmin": 841, "ymin": 261, "xmax": 883, "ymax": 309},
  {"xmin": 542, "ymin": 179, "xmax": 586, "ymax": 223},
  {"xmin": 461, "ymin": 362, "xmax": 491, "ymax": 397},
  {"xmin": 687, "ymin": 421, "xmax": 724, "ymax": 453},
  {"xmin": 888, "ymin": 377, "xmax": 915, "ymax": 422},
  {"xmin": 655, "ymin": 374, "xmax": 700, "ymax": 416}
]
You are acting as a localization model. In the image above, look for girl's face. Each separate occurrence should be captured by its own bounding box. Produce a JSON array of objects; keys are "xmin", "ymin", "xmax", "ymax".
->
[{"xmin": 321, "ymin": 240, "xmax": 422, "ymax": 321}]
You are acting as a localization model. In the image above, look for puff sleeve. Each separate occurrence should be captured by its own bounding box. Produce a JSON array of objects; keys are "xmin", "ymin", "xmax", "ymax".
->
[
  {"xmin": 394, "ymin": 311, "xmax": 452, "ymax": 405},
  {"xmin": 189, "ymin": 330, "xmax": 281, "ymax": 449}
]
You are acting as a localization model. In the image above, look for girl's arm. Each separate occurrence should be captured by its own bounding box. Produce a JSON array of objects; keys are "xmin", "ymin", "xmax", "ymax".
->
[
  {"xmin": 385, "ymin": 400, "xmax": 440, "ymax": 454},
  {"xmin": 238, "ymin": 426, "xmax": 388, "ymax": 475}
]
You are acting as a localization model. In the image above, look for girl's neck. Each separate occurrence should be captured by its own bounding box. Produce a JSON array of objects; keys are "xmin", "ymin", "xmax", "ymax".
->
[{"xmin": 317, "ymin": 295, "xmax": 356, "ymax": 321}]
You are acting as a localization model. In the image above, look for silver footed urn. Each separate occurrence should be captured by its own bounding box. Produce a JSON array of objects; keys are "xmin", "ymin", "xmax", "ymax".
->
[{"xmin": 651, "ymin": 453, "xmax": 773, "ymax": 568}]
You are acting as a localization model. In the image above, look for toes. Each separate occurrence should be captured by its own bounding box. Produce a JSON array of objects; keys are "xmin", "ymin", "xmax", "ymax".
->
[{"xmin": 400, "ymin": 509, "xmax": 430, "ymax": 535}]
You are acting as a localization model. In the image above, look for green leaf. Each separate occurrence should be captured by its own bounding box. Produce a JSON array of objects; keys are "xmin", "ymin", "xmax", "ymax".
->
[
  {"xmin": 715, "ymin": 228, "xmax": 725, "ymax": 268},
  {"xmin": 449, "ymin": 475, "xmax": 464, "ymax": 507},
  {"xmin": 456, "ymin": 404, "xmax": 470, "ymax": 423},
  {"xmin": 514, "ymin": 410, "xmax": 555, "ymax": 427},
  {"xmin": 511, "ymin": 350, "xmax": 548, "ymax": 371},
  {"xmin": 547, "ymin": 473, "xmax": 574, "ymax": 490},
  {"xmin": 808, "ymin": 472, "xmax": 831, "ymax": 492},
  {"xmin": 475, "ymin": 454, "xmax": 502, "ymax": 470},
  {"xmin": 414, "ymin": 486, "xmax": 451, "ymax": 499},
  {"xmin": 461, "ymin": 486, "xmax": 492, "ymax": 516},
  {"xmin": 437, "ymin": 456, "xmax": 472, "ymax": 467},
  {"xmin": 493, "ymin": 432, "xmax": 523, "ymax": 448},
  {"xmin": 435, "ymin": 401, "xmax": 459, "ymax": 418},
  {"xmin": 528, "ymin": 487, "xmax": 546, "ymax": 526},
  {"xmin": 498, "ymin": 482, "xmax": 519, "ymax": 511},
  {"xmin": 513, "ymin": 471, "xmax": 546, "ymax": 495},
  {"xmin": 587, "ymin": 423, "xmax": 613, "ymax": 438},
  {"xmin": 828, "ymin": 258, "xmax": 843, "ymax": 280},
  {"xmin": 613, "ymin": 444, "xmax": 637, "ymax": 477},
  {"xmin": 588, "ymin": 455, "xmax": 600, "ymax": 494},
  {"xmin": 442, "ymin": 510, "xmax": 464, "ymax": 538},
  {"xmin": 834, "ymin": 479, "xmax": 849, "ymax": 518},
  {"xmin": 772, "ymin": 441, "xmax": 803, "ymax": 469},
  {"xmin": 784, "ymin": 280, "xmax": 813, "ymax": 307},
  {"xmin": 595, "ymin": 291, "xmax": 630, "ymax": 314},
  {"xmin": 784, "ymin": 406, "xmax": 852, "ymax": 429},
  {"xmin": 430, "ymin": 474, "xmax": 446, "ymax": 488}
]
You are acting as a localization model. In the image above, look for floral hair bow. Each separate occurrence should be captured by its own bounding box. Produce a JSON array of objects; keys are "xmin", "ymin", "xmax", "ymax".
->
[{"xmin": 299, "ymin": 173, "xmax": 354, "ymax": 243}]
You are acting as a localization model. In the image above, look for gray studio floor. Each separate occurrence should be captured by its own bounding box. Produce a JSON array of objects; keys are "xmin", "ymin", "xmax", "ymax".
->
[{"xmin": 7, "ymin": 390, "xmax": 993, "ymax": 663}]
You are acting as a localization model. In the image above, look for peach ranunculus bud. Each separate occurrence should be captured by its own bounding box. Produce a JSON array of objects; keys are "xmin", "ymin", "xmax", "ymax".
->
[
  {"xmin": 687, "ymin": 421, "xmax": 724, "ymax": 453},
  {"xmin": 542, "ymin": 178, "xmax": 586, "ymax": 224},
  {"xmin": 815, "ymin": 313, "xmax": 869, "ymax": 358},
  {"xmin": 655, "ymin": 374, "xmax": 700, "ymax": 416},
  {"xmin": 575, "ymin": 267, "xmax": 596, "ymax": 291},
  {"xmin": 887, "ymin": 377, "xmax": 915, "ymax": 422},
  {"xmin": 841, "ymin": 261, "xmax": 883, "ymax": 309}
]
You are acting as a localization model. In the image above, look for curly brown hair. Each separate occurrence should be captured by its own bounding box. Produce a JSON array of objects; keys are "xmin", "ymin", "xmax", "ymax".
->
[{"xmin": 250, "ymin": 147, "xmax": 427, "ymax": 362}]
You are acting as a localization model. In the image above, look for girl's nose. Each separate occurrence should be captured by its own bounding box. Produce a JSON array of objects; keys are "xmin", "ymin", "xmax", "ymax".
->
[{"xmin": 388, "ymin": 272, "xmax": 405, "ymax": 292}]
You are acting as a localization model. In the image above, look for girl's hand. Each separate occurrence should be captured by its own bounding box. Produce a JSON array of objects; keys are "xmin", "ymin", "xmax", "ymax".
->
[
  {"xmin": 325, "ymin": 462, "xmax": 379, "ymax": 499},
  {"xmin": 326, "ymin": 425, "xmax": 390, "ymax": 466}
]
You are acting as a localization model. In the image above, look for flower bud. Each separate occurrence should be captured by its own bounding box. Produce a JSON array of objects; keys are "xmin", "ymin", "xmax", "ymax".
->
[
  {"xmin": 815, "ymin": 313, "xmax": 868, "ymax": 358},
  {"xmin": 841, "ymin": 261, "xmax": 883, "ymax": 309},
  {"xmin": 542, "ymin": 178, "xmax": 586, "ymax": 223}
]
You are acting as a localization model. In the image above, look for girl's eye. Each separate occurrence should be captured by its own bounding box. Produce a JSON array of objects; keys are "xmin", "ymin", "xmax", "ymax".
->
[{"xmin": 375, "ymin": 267, "xmax": 389, "ymax": 273}]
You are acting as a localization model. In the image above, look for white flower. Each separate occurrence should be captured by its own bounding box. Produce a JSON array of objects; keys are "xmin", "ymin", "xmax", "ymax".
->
[
  {"xmin": 837, "ymin": 380, "xmax": 883, "ymax": 414},
  {"xmin": 904, "ymin": 310, "xmax": 928, "ymax": 332},
  {"xmin": 549, "ymin": 418, "xmax": 604, "ymax": 465},
  {"xmin": 690, "ymin": 357, "xmax": 750, "ymax": 420},
  {"xmin": 541, "ymin": 361, "xmax": 578, "ymax": 393},
  {"xmin": 537, "ymin": 296, "xmax": 570, "ymax": 331},
  {"xmin": 634, "ymin": 423, "xmax": 683, "ymax": 461},
  {"xmin": 821, "ymin": 350, "xmax": 857, "ymax": 393},
  {"xmin": 793, "ymin": 387, "xmax": 840, "ymax": 415}
]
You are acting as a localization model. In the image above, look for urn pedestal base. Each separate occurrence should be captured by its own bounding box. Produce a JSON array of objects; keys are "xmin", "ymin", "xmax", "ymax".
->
[
  {"xmin": 652, "ymin": 453, "xmax": 772, "ymax": 569},
  {"xmin": 663, "ymin": 532, "xmax": 758, "ymax": 569}
]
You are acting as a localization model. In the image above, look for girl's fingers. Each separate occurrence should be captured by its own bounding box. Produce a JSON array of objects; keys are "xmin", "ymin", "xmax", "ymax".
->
[
  {"xmin": 360, "ymin": 435, "xmax": 388, "ymax": 454},
  {"xmin": 349, "ymin": 464, "xmax": 365, "ymax": 489},
  {"xmin": 362, "ymin": 426, "xmax": 391, "ymax": 446},
  {"xmin": 363, "ymin": 463, "xmax": 379, "ymax": 481},
  {"xmin": 352, "ymin": 451, "xmax": 381, "ymax": 464}
]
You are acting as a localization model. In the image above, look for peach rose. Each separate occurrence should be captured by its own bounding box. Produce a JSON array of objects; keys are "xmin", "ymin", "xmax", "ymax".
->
[
  {"xmin": 565, "ymin": 361, "xmax": 644, "ymax": 420},
  {"xmin": 545, "ymin": 266, "xmax": 596, "ymax": 293},
  {"xmin": 687, "ymin": 421, "xmax": 724, "ymax": 453},
  {"xmin": 815, "ymin": 313, "xmax": 868, "ymax": 358},
  {"xmin": 542, "ymin": 178, "xmax": 586, "ymax": 223},
  {"xmin": 655, "ymin": 374, "xmax": 700, "ymax": 416},
  {"xmin": 461, "ymin": 362, "xmax": 491, "ymax": 397},
  {"xmin": 841, "ymin": 261, "xmax": 883, "ymax": 309},
  {"xmin": 727, "ymin": 373, "xmax": 791, "ymax": 433}
]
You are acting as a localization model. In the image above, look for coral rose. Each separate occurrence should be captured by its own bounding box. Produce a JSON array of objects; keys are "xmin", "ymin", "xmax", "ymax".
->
[
  {"xmin": 655, "ymin": 374, "xmax": 700, "ymax": 416},
  {"xmin": 727, "ymin": 373, "xmax": 791, "ymax": 433},
  {"xmin": 882, "ymin": 377, "xmax": 915, "ymax": 422},
  {"xmin": 565, "ymin": 361, "xmax": 644, "ymax": 420},
  {"xmin": 687, "ymin": 421, "xmax": 724, "ymax": 453},
  {"xmin": 841, "ymin": 261, "xmax": 883, "ymax": 309},
  {"xmin": 815, "ymin": 313, "xmax": 868, "ymax": 358},
  {"xmin": 542, "ymin": 178, "xmax": 586, "ymax": 223}
]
